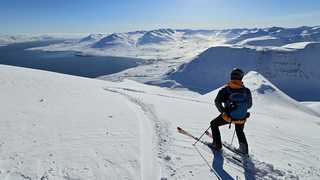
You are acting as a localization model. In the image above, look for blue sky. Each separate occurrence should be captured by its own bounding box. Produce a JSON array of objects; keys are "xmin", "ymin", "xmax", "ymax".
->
[{"xmin": 1, "ymin": 0, "xmax": 320, "ymax": 35}]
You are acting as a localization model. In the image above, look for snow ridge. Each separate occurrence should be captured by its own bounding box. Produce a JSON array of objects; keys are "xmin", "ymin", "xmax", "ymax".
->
[
  {"xmin": 228, "ymin": 26, "xmax": 320, "ymax": 47},
  {"xmin": 167, "ymin": 43, "xmax": 320, "ymax": 101}
]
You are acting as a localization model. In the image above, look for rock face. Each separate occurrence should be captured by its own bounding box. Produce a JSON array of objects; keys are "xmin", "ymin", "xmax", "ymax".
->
[{"xmin": 168, "ymin": 42, "xmax": 320, "ymax": 101}]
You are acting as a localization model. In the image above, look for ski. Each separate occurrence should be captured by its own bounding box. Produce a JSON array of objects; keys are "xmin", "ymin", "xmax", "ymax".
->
[
  {"xmin": 177, "ymin": 127, "xmax": 206, "ymax": 144},
  {"xmin": 177, "ymin": 127, "xmax": 247, "ymax": 166},
  {"xmin": 205, "ymin": 130, "xmax": 249, "ymax": 160},
  {"xmin": 177, "ymin": 127, "xmax": 215, "ymax": 149}
]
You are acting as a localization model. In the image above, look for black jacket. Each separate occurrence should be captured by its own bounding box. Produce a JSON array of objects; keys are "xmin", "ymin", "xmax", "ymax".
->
[{"xmin": 215, "ymin": 86, "xmax": 252, "ymax": 113}]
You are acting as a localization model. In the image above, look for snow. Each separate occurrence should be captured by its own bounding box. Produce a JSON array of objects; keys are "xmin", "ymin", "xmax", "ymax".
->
[
  {"xmin": 282, "ymin": 41, "xmax": 315, "ymax": 49},
  {"xmin": 0, "ymin": 65, "xmax": 319, "ymax": 179},
  {"xmin": 92, "ymin": 32, "xmax": 143, "ymax": 48},
  {"xmin": 228, "ymin": 26, "xmax": 320, "ymax": 47},
  {"xmin": 166, "ymin": 42, "xmax": 320, "ymax": 101},
  {"xmin": 26, "ymin": 27, "xmax": 320, "ymax": 98},
  {"xmin": 236, "ymin": 36, "xmax": 285, "ymax": 47},
  {"xmin": 79, "ymin": 34, "xmax": 106, "ymax": 43},
  {"xmin": 30, "ymin": 28, "xmax": 228, "ymax": 60},
  {"xmin": 302, "ymin": 102, "xmax": 320, "ymax": 112},
  {"xmin": 137, "ymin": 29, "xmax": 176, "ymax": 45},
  {"xmin": 0, "ymin": 66, "xmax": 145, "ymax": 179},
  {"xmin": 28, "ymin": 26, "xmax": 320, "ymax": 59}
]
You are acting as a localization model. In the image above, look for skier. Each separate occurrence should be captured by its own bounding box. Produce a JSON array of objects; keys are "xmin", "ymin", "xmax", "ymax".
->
[{"xmin": 210, "ymin": 68, "xmax": 252, "ymax": 155}]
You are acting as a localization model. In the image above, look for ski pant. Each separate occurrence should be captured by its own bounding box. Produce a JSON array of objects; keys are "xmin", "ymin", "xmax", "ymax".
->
[{"xmin": 210, "ymin": 114, "xmax": 248, "ymax": 150}]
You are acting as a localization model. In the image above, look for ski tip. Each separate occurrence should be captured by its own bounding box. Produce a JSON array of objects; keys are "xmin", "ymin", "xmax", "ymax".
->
[{"xmin": 177, "ymin": 127, "xmax": 182, "ymax": 131}]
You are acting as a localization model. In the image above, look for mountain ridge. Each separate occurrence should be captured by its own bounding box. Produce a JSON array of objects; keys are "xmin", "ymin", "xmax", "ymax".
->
[{"xmin": 167, "ymin": 42, "xmax": 320, "ymax": 101}]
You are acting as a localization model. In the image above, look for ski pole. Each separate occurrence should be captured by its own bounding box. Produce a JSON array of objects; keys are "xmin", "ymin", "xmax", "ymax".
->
[
  {"xmin": 193, "ymin": 125, "xmax": 211, "ymax": 146},
  {"xmin": 230, "ymin": 128, "xmax": 236, "ymax": 145}
]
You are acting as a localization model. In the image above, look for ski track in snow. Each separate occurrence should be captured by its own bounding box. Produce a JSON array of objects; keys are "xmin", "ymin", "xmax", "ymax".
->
[
  {"xmin": 104, "ymin": 87, "xmax": 174, "ymax": 180},
  {"xmin": 103, "ymin": 86, "xmax": 208, "ymax": 104}
]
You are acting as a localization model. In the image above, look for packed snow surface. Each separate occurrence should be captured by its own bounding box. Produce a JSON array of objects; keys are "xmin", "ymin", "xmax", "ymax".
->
[{"xmin": 0, "ymin": 65, "xmax": 319, "ymax": 180}]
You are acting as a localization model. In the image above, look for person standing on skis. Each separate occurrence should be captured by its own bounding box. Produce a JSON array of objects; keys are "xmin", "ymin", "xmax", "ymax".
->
[{"xmin": 210, "ymin": 68, "xmax": 252, "ymax": 154}]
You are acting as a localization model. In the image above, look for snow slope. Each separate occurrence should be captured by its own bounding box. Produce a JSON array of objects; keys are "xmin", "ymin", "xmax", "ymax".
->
[
  {"xmin": 0, "ymin": 65, "xmax": 159, "ymax": 180},
  {"xmin": 167, "ymin": 42, "xmax": 320, "ymax": 101},
  {"xmin": 302, "ymin": 102, "xmax": 320, "ymax": 112},
  {"xmin": 1, "ymin": 65, "xmax": 319, "ymax": 179}
]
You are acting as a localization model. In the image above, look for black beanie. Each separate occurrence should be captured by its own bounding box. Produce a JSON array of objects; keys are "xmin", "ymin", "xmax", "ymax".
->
[{"xmin": 231, "ymin": 68, "xmax": 244, "ymax": 80}]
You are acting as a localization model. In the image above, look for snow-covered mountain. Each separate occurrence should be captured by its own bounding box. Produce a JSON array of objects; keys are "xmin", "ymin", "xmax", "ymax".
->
[
  {"xmin": 29, "ymin": 26, "xmax": 320, "ymax": 61},
  {"xmin": 1, "ymin": 65, "xmax": 319, "ymax": 179},
  {"xmin": 30, "ymin": 26, "xmax": 320, "ymax": 56},
  {"xmin": 92, "ymin": 31, "xmax": 145, "ymax": 48},
  {"xmin": 137, "ymin": 29, "xmax": 179, "ymax": 45},
  {"xmin": 228, "ymin": 26, "xmax": 320, "ymax": 47},
  {"xmin": 166, "ymin": 42, "xmax": 320, "ymax": 101},
  {"xmin": 31, "ymin": 28, "xmax": 227, "ymax": 60},
  {"xmin": 27, "ymin": 26, "xmax": 320, "ymax": 102},
  {"xmin": 29, "ymin": 28, "xmax": 230, "ymax": 58},
  {"xmin": 78, "ymin": 33, "xmax": 106, "ymax": 43}
]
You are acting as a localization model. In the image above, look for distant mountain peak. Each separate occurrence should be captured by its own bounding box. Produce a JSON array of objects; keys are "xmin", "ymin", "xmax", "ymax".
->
[
  {"xmin": 137, "ymin": 28, "xmax": 177, "ymax": 45},
  {"xmin": 79, "ymin": 33, "xmax": 105, "ymax": 43},
  {"xmin": 243, "ymin": 71, "xmax": 277, "ymax": 94}
]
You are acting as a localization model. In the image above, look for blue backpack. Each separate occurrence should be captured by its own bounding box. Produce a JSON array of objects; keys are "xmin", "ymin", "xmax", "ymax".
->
[{"xmin": 226, "ymin": 88, "xmax": 249, "ymax": 119}]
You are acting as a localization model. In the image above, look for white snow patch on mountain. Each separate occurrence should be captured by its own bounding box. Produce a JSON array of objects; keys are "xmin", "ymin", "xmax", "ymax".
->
[{"xmin": 236, "ymin": 36, "xmax": 285, "ymax": 47}]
